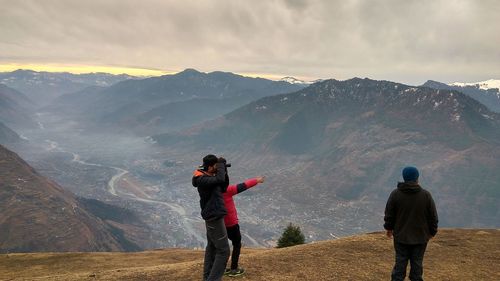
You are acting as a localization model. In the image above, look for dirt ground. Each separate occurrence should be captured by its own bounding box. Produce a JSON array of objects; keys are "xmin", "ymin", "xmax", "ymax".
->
[{"xmin": 1, "ymin": 229, "xmax": 499, "ymax": 281}]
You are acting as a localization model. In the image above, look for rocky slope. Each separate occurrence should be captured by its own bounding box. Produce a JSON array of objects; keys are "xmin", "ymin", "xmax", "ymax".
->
[{"xmin": 0, "ymin": 144, "xmax": 142, "ymax": 253}]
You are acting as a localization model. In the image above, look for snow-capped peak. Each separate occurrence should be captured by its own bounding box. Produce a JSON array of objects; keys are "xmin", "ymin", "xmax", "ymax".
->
[
  {"xmin": 280, "ymin": 76, "xmax": 314, "ymax": 85},
  {"xmin": 450, "ymin": 79, "xmax": 500, "ymax": 91}
]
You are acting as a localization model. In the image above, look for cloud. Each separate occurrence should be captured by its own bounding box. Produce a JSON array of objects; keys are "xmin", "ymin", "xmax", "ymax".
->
[{"xmin": 0, "ymin": 0, "xmax": 499, "ymax": 84}]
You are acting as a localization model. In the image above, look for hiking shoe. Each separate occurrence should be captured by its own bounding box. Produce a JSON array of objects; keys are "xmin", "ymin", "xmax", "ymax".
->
[{"xmin": 227, "ymin": 268, "xmax": 245, "ymax": 277}]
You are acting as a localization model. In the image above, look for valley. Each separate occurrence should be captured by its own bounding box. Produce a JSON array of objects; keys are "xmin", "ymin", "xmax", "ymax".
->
[
  {"xmin": 9, "ymin": 109, "xmax": 381, "ymax": 249},
  {"xmin": 1, "ymin": 71, "xmax": 499, "ymax": 252}
]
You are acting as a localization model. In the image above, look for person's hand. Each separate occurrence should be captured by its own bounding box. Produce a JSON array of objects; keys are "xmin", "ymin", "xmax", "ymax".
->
[
  {"xmin": 217, "ymin": 157, "xmax": 226, "ymax": 164},
  {"xmin": 256, "ymin": 176, "xmax": 265, "ymax": 183},
  {"xmin": 386, "ymin": 230, "xmax": 393, "ymax": 238}
]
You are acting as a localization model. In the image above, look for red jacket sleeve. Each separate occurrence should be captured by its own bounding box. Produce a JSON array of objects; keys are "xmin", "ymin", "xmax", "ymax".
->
[
  {"xmin": 244, "ymin": 178, "xmax": 258, "ymax": 189},
  {"xmin": 226, "ymin": 178, "xmax": 259, "ymax": 197}
]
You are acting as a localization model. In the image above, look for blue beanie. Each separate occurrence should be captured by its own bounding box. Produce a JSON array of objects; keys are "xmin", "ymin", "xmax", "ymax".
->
[{"xmin": 402, "ymin": 166, "xmax": 419, "ymax": 182}]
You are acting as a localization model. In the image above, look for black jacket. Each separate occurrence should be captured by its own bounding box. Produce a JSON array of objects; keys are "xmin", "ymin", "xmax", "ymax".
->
[
  {"xmin": 384, "ymin": 182, "xmax": 438, "ymax": 244},
  {"xmin": 192, "ymin": 162, "xmax": 229, "ymax": 221}
]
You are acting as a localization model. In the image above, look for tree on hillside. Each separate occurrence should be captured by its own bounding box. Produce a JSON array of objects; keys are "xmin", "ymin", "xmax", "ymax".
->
[{"xmin": 277, "ymin": 223, "xmax": 306, "ymax": 248}]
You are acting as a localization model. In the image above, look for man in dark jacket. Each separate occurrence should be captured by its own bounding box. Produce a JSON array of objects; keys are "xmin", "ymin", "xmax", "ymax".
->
[
  {"xmin": 192, "ymin": 154, "xmax": 230, "ymax": 281},
  {"xmin": 384, "ymin": 166, "xmax": 438, "ymax": 281}
]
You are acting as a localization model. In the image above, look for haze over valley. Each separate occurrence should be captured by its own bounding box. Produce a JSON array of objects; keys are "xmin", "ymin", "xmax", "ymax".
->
[{"xmin": 1, "ymin": 69, "xmax": 499, "ymax": 252}]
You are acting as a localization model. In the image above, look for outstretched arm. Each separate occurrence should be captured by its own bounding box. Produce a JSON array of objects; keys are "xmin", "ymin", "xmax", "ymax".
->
[{"xmin": 226, "ymin": 176, "xmax": 265, "ymax": 196}]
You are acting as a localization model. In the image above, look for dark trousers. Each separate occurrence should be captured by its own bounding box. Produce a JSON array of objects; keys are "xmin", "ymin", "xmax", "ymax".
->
[
  {"xmin": 226, "ymin": 224, "xmax": 242, "ymax": 270},
  {"xmin": 392, "ymin": 241, "xmax": 428, "ymax": 281},
  {"xmin": 203, "ymin": 218, "xmax": 230, "ymax": 281}
]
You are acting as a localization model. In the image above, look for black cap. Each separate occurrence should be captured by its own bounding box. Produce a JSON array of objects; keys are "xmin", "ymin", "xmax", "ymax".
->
[{"xmin": 202, "ymin": 154, "xmax": 218, "ymax": 169}]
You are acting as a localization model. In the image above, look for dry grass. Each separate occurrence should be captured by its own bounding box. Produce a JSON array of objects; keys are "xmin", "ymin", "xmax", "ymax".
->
[{"xmin": 1, "ymin": 229, "xmax": 498, "ymax": 281}]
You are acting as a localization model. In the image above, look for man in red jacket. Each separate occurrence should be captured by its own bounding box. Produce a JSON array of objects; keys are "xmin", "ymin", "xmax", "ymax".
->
[{"xmin": 223, "ymin": 176, "xmax": 265, "ymax": 277}]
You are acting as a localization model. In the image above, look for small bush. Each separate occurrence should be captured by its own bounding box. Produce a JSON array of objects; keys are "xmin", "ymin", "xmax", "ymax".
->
[{"xmin": 277, "ymin": 223, "xmax": 305, "ymax": 248}]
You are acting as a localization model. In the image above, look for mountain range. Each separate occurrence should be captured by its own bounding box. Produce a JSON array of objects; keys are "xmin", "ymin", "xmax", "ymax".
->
[
  {"xmin": 154, "ymin": 78, "xmax": 500, "ymax": 234},
  {"xmin": 156, "ymin": 78, "xmax": 500, "ymax": 149},
  {"xmin": 0, "ymin": 70, "xmax": 136, "ymax": 106},
  {"xmin": 47, "ymin": 69, "xmax": 304, "ymax": 135},
  {"xmin": 423, "ymin": 80, "xmax": 500, "ymax": 113},
  {"xmin": 0, "ymin": 144, "xmax": 145, "ymax": 253},
  {"xmin": 450, "ymin": 79, "xmax": 500, "ymax": 90}
]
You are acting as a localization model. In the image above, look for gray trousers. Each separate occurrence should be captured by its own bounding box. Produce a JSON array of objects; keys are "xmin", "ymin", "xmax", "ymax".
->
[
  {"xmin": 203, "ymin": 218, "xmax": 230, "ymax": 281},
  {"xmin": 392, "ymin": 241, "xmax": 428, "ymax": 281}
]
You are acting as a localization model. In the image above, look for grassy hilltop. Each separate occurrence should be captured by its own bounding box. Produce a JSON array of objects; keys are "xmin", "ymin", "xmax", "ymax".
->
[{"xmin": 0, "ymin": 229, "xmax": 499, "ymax": 281}]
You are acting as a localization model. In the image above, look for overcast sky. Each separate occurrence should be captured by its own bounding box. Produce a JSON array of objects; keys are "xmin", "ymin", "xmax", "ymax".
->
[{"xmin": 1, "ymin": 0, "xmax": 499, "ymax": 84}]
